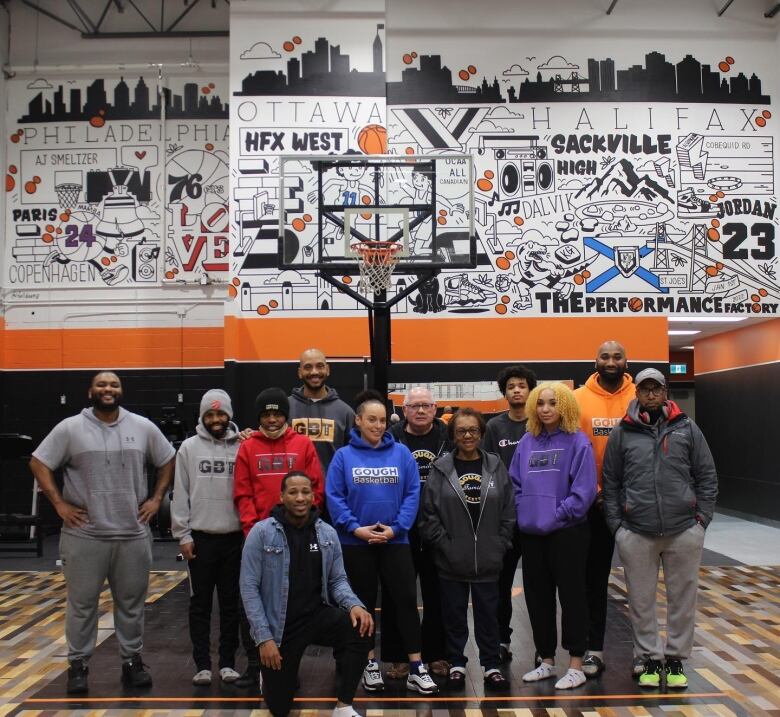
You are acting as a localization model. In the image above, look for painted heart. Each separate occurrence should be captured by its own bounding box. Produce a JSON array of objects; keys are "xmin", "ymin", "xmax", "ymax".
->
[{"xmin": 135, "ymin": 151, "xmax": 146, "ymax": 159}]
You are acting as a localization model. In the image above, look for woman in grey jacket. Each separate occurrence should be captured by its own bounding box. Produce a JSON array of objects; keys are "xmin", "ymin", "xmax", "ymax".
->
[{"xmin": 419, "ymin": 408, "xmax": 515, "ymax": 691}]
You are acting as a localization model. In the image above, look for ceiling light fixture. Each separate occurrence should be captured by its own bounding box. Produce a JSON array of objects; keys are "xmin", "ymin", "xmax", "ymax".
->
[{"xmin": 668, "ymin": 316, "xmax": 747, "ymax": 323}]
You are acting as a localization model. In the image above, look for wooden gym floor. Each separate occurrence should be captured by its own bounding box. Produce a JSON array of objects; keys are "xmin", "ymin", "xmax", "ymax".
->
[{"xmin": 0, "ymin": 540, "xmax": 778, "ymax": 716}]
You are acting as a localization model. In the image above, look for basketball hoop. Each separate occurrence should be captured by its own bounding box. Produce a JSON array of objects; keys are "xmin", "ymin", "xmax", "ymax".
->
[{"xmin": 353, "ymin": 241, "xmax": 402, "ymax": 293}]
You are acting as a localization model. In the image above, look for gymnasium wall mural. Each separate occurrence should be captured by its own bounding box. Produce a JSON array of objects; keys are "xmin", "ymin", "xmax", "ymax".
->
[
  {"xmin": 3, "ymin": 75, "xmax": 229, "ymax": 289},
  {"xmin": 229, "ymin": 9, "xmax": 779, "ymax": 318}
]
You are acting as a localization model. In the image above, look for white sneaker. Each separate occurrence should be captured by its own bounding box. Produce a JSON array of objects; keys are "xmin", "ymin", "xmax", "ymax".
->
[
  {"xmin": 522, "ymin": 662, "xmax": 556, "ymax": 682},
  {"xmin": 406, "ymin": 666, "xmax": 439, "ymax": 694},
  {"xmin": 192, "ymin": 669, "xmax": 212, "ymax": 685},
  {"xmin": 362, "ymin": 660, "xmax": 385, "ymax": 692},
  {"xmin": 220, "ymin": 667, "xmax": 240, "ymax": 683},
  {"xmin": 555, "ymin": 668, "xmax": 586, "ymax": 690}
]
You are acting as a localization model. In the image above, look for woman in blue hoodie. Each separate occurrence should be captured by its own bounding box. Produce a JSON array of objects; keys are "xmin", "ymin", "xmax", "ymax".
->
[
  {"xmin": 327, "ymin": 391, "xmax": 438, "ymax": 696},
  {"xmin": 509, "ymin": 382, "xmax": 596, "ymax": 690}
]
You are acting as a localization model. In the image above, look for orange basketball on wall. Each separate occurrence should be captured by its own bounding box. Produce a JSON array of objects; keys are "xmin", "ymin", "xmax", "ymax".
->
[{"xmin": 357, "ymin": 124, "xmax": 387, "ymax": 154}]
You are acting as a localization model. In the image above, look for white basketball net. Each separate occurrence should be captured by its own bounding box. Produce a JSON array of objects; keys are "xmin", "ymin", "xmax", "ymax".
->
[{"xmin": 354, "ymin": 241, "xmax": 402, "ymax": 293}]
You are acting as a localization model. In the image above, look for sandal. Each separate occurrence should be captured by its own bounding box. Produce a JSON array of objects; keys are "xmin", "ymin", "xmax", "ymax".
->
[
  {"xmin": 447, "ymin": 668, "xmax": 466, "ymax": 690},
  {"xmin": 483, "ymin": 670, "xmax": 509, "ymax": 691}
]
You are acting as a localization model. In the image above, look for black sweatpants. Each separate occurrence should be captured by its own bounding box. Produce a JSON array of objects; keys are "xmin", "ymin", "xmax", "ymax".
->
[
  {"xmin": 440, "ymin": 578, "xmax": 501, "ymax": 669},
  {"xmin": 187, "ymin": 530, "xmax": 243, "ymax": 671},
  {"xmin": 342, "ymin": 543, "xmax": 421, "ymax": 655},
  {"xmin": 585, "ymin": 501, "xmax": 615, "ymax": 652},
  {"xmin": 521, "ymin": 523, "xmax": 590, "ymax": 659},
  {"xmin": 261, "ymin": 605, "xmax": 371, "ymax": 717},
  {"xmin": 380, "ymin": 529, "xmax": 446, "ymax": 663},
  {"xmin": 497, "ymin": 525, "xmax": 522, "ymax": 644}
]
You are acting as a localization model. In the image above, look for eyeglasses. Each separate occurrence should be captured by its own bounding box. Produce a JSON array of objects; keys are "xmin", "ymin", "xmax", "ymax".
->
[
  {"xmin": 637, "ymin": 384, "xmax": 665, "ymax": 396},
  {"xmin": 405, "ymin": 403, "xmax": 434, "ymax": 411},
  {"xmin": 454, "ymin": 427, "xmax": 481, "ymax": 437}
]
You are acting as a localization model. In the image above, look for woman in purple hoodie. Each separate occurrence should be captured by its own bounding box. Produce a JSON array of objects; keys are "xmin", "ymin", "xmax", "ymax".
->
[{"xmin": 508, "ymin": 382, "xmax": 596, "ymax": 690}]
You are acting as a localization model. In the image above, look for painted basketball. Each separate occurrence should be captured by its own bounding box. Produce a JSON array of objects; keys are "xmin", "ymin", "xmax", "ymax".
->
[
  {"xmin": 357, "ymin": 124, "xmax": 387, "ymax": 155},
  {"xmin": 628, "ymin": 297, "xmax": 643, "ymax": 312}
]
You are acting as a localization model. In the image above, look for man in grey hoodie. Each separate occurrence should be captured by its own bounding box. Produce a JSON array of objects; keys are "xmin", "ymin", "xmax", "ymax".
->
[
  {"xmin": 172, "ymin": 389, "xmax": 243, "ymax": 687},
  {"xmin": 29, "ymin": 371, "xmax": 175, "ymax": 694},
  {"xmin": 289, "ymin": 348, "xmax": 355, "ymax": 474}
]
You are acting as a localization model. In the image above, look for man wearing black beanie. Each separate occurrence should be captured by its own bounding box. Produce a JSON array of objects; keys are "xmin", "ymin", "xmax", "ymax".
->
[{"xmin": 234, "ymin": 387, "xmax": 324, "ymax": 537}]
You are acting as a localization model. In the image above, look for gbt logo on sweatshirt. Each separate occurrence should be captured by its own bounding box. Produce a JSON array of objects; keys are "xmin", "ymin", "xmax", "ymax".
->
[
  {"xmin": 591, "ymin": 417, "xmax": 620, "ymax": 436},
  {"xmin": 292, "ymin": 417, "xmax": 336, "ymax": 443},
  {"xmin": 198, "ymin": 459, "xmax": 235, "ymax": 475},
  {"xmin": 351, "ymin": 466, "xmax": 399, "ymax": 484}
]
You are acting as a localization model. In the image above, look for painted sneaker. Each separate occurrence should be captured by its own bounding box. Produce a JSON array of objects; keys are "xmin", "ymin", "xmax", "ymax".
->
[
  {"xmin": 637, "ymin": 659, "xmax": 663, "ymax": 688},
  {"xmin": 664, "ymin": 658, "xmax": 688, "ymax": 689},
  {"xmin": 362, "ymin": 660, "xmax": 385, "ymax": 692}
]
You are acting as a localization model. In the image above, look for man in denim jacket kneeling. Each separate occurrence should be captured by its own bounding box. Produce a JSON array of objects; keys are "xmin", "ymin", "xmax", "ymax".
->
[{"xmin": 240, "ymin": 470, "xmax": 373, "ymax": 717}]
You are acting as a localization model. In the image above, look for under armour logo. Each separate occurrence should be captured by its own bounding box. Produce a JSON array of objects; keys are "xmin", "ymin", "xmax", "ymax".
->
[{"xmin": 309, "ymin": 543, "xmax": 319, "ymax": 552}]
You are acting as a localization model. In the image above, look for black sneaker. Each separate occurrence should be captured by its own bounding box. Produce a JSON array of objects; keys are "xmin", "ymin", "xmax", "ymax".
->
[
  {"xmin": 664, "ymin": 658, "xmax": 688, "ymax": 689},
  {"xmin": 499, "ymin": 644, "xmax": 513, "ymax": 663},
  {"xmin": 121, "ymin": 654, "xmax": 152, "ymax": 688},
  {"xmin": 637, "ymin": 659, "xmax": 663, "ymax": 688},
  {"xmin": 66, "ymin": 659, "xmax": 89, "ymax": 694},
  {"xmin": 235, "ymin": 667, "xmax": 261, "ymax": 689}
]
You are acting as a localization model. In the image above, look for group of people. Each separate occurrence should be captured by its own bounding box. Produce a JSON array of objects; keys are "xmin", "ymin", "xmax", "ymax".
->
[{"xmin": 29, "ymin": 341, "xmax": 718, "ymax": 716}]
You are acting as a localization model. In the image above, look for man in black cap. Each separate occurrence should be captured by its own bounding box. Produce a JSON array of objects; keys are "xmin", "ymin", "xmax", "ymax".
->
[{"xmin": 603, "ymin": 368, "xmax": 717, "ymax": 690}]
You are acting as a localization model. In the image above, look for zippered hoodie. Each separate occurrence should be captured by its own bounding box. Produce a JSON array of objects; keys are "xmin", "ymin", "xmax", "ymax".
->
[
  {"xmin": 509, "ymin": 428, "xmax": 597, "ymax": 536},
  {"xmin": 573, "ymin": 372, "xmax": 634, "ymax": 490},
  {"xmin": 32, "ymin": 407, "xmax": 175, "ymax": 540},
  {"xmin": 326, "ymin": 428, "xmax": 420, "ymax": 545},
  {"xmin": 602, "ymin": 399, "xmax": 718, "ymax": 537},
  {"xmin": 288, "ymin": 386, "xmax": 355, "ymax": 471},
  {"xmin": 233, "ymin": 427, "xmax": 324, "ymax": 536},
  {"xmin": 419, "ymin": 450, "xmax": 515, "ymax": 582},
  {"xmin": 171, "ymin": 420, "xmax": 242, "ymax": 545}
]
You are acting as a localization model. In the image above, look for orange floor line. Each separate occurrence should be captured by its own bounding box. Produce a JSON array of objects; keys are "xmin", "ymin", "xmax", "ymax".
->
[{"xmin": 24, "ymin": 691, "xmax": 727, "ymax": 703}]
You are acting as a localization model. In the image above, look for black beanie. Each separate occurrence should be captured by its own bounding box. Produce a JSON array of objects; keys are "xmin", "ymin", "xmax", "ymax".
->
[{"xmin": 255, "ymin": 387, "xmax": 289, "ymax": 420}]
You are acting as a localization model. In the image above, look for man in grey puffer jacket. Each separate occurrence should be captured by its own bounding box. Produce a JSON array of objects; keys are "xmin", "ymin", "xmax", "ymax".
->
[{"xmin": 603, "ymin": 368, "xmax": 717, "ymax": 690}]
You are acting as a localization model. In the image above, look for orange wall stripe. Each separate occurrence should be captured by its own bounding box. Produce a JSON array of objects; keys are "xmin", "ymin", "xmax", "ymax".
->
[
  {"xmin": 1, "ymin": 326, "xmax": 224, "ymax": 370},
  {"xmin": 695, "ymin": 319, "xmax": 780, "ymax": 375},
  {"xmin": 225, "ymin": 316, "xmax": 668, "ymax": 363}
]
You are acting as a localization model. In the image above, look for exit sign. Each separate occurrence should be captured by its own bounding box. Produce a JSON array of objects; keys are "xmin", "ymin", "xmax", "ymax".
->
[{"xmin": 670, "ymin": 363, "xmax": 687, "ymax": 375}]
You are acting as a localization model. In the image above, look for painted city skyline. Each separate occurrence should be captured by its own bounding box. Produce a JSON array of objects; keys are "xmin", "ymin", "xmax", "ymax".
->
[{"xmin": 19, "ymin": 77, "xmax": 229, "ymax": 123}]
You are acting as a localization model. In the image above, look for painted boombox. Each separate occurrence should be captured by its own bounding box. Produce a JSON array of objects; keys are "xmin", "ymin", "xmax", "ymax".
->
[{"xmin": 480, "ymin": 135, "xmax": 555, "ymax": 199}]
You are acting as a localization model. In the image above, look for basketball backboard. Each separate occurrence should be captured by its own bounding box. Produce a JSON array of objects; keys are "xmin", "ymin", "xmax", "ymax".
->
[{"xmin": 278, "ymin": 154, "xmax": 476, "ymax": 273}]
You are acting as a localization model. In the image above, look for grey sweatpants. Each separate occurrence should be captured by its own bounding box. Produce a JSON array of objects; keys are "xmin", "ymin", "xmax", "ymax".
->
[
  {"xmin": 615, "ymin": 523, "xmax": 705, "ymax": 661},
  {"xmin": 59, "ymin": 532, "xmax": 153, "ymax": 662}
]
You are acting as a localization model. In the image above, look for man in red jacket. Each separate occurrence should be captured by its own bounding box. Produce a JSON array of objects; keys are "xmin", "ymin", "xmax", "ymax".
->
[
  {"xmin": 234, "ymin": 387, "xmax": 324, "ymax": 536},
  {"xmin": 232, "ymin": 387, "xmax": 324, "ymax": 690}
]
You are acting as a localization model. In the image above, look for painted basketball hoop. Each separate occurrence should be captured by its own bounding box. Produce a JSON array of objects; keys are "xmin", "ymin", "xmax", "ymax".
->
[
  {"xmin": 353, "ymin": 240, "xmax": 403, "ymax": 293},
  {"xmin": 55, "ymin": 183, "xmax": 81, "ymax": 210}
]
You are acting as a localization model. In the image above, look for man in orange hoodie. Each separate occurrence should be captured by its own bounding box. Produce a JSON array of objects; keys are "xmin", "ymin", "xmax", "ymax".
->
[
  {"xmin": 232, "ymin": 387, "xmax": 324, "ymax": 689},
  {"xmin": 573, "ymin": 341, "xmax": 634, "ymax": 678}
]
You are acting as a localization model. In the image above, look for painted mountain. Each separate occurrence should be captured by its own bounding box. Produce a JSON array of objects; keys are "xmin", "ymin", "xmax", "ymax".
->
[{"xmin": 575, "ymin": 159, "xmax": 672, "ymax": 202}]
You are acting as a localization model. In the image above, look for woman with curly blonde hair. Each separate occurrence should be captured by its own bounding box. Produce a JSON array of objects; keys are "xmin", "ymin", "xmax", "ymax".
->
[{"xmin": 508, "ymin": 382, "xmax": 597, "ymax": 690}]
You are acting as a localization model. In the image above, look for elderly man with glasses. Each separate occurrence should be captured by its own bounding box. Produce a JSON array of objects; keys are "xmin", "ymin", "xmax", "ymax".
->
[
  {"xmin": 602, "ymin": 368, "xmax": 718, "ymax": 691},
  {"xmin": 381, "ymin": 387, "xmax": 453, "ymax": 679}
]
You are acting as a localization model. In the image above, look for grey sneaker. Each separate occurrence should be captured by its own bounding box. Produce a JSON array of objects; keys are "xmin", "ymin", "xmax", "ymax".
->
[{"xmin": 632, "ymin": 656, "xmax": 646, "ymax": 677}]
